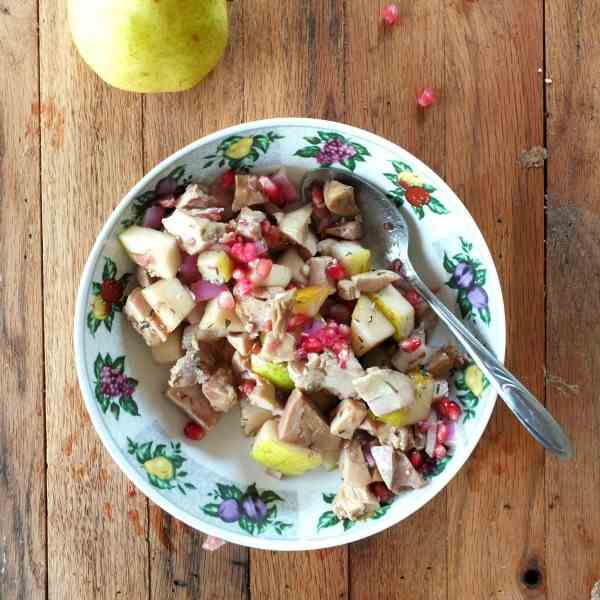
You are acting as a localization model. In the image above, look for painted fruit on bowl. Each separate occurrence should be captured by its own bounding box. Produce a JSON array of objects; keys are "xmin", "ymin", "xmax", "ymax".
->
[{"xmin": 75, "ymin": 118, "xmax": 505, "ymax": 550}]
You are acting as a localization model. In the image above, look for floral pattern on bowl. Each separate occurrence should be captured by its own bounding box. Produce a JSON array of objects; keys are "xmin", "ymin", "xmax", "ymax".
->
[{"xmin": 75, "ymin": 118, "xmax": 506, "ymax": 551}]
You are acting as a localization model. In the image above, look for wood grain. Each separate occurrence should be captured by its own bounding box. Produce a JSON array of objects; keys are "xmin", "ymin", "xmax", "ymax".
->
[
  {"xmin": 545, "ymin": 1, "xmax": 600, "ymax": 598},
  {"xmin": 445, "ymin": 2, "xmax": 547, "ymax": 599},
  {"xmin": 38, "ymin": 1, "xmax": 150, "ymax": 597},
  {"xmin": 142, "ymin": 4, "xmax": 249, "ymax": 598},
  {"xmin": 345, "ymin": 2, "xmax": 448, "ymax": 598},
  {"xmin": 0, "ymin": 1, "xmax": 46, "ymax": 598},
  {"xmin": 245, "ymin": 2, "xmax": 347, "ymax": 599}
]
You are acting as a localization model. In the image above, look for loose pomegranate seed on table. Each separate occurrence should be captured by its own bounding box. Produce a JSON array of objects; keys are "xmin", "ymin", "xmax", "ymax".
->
[
  {"xmin": 381, "ymin": 3, "xmax": 400, "ymax": 27},
  {"xmin": 417, "ymin": 87, "xmax": 436, "ymax": 108},
  {"xmin": 184, "ymin": 421, "xmax": 205, "ymax": 441}
]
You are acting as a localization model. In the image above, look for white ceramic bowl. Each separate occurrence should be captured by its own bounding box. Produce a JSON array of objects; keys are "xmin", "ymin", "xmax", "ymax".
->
[{"xmin": 74, "ymin": 118, "xmax": 506, "ymax": 550}]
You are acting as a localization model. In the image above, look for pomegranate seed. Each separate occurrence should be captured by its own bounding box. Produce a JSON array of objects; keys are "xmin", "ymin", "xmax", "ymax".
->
[
  {"xmin": 417, "ymin": 87, "xmax": 436, "ymax": 108},
  {"xmin": 446, "ymin": 401, "xmax": 462, "ymax": 422},
  {"xmin": 287, "ymin": 314, "xmax": 310, "ymax": 330},
  {"xmin": 255, "ymin": 258, "xmax": 273, "ymax": 280},
  {"xmin": 433, "ymin": 444, "xmax": 447, "ymax": 460},
  {"xmin": 325, "ymin": 261, "xmax": 347, "ymax": 281},
  {"xmin": 381, "ymin": 3, "xmax": 400, "ymax": 26},
  {"xmin": 403, "ymin": 289, "xmax": 422, "ymax": 307},
  {"xmin": 221, "ymin": 170, "xmax": 235, "ymax": 189},
  {"xmin": 258, "ymin": 176, "xmax": 283, "ymax": 204},
  {"xmin": 232, "ymin": 267, "xmax": 246, "ymax": 281},
  {"xmin": 100, "ymin": 279, "xmax": 123, "ymax": 303},
  {"xmin": 436, "ymin": 423, "xmax": 449, "ymax": 444},
  {"xmin": 217, "ymin": 290, "xmax": 235, "ymax": 310},
  {"xmin": 434, "ymin": 396, "xmax": 451, "ymax": 418},
  {"xmin": 234, "ymin": 278, "xmax": 254, "ymax": 297},
  {"xmin": 184, "ymin": 421, "xmax": 205, "ymax": 441},
  {"xmin": 409, "ymin": 450, "xmax": 424, "ymax": 469},
  {"xmin": 239, "ymin": 379, "xmax": 256, "ymax": 395},
  {"xmin": 302, "ymin": 337, "xmax": 324, "ymax": 353},
  {"xmin": 369, "ymin": 481, "xmax": 394, "ymax": 504},
  {"xmin": 400, "ymin": 336, "xmax": 422, "ymax": 353}
]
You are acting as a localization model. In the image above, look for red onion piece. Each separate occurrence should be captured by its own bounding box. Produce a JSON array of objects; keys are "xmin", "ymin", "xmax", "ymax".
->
[
  {"xmin": 179, "ymin": 254, "xmax": 201, "ymax": 285},
  {"xmin": 302, "ymin": 319, "xmax": 325, "ymax": 336},
  {"xmin": 424, "ymin": 411, "xmax": 438, "ymax": 457},
  {"xmin": 190, "ymin": 280, "xmax": 227, "ymax": 301},
  {"xmin": 143, "ymin": 205, "xmax": 166, "ymax": 229}
]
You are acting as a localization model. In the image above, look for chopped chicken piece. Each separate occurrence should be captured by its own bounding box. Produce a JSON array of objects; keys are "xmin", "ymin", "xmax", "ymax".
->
[
  {"xmin": 337, "ymin": 279, "xmax": 360, "ymax": 301},
  {"xmin": 247, "ymin": 374, "xmax": 283, "ymax": 414},
  {"xmin": 233, "ymin": 175, "xmax": 266, "ymax": 211},
  {"xmin": 176, "ymin": 184, "xmax": 217, "ymax": 210},
  {"xmin": 277, "ymin": 204, "xmax": 318, "ymax": 256},
  {"xmin": 359, "ymin": 416, "xmax": 414, "ymax": 451},
  {"xmin": 323, "ymin": 180, "xmax": 360, "ymax": 216},
  {"xmin": 426, "ymin": 346, "xmax": 459, "ymax": 379},
  {"xmin": 351, "ymin": 270, "xmax": 401, "ymax": 293},
  {"xmin": 269, "ymin": 289, "xmax": 295, "ymax": 339},
  {"xmin": 370, "ymin": 446, "xmax": 425, "ymax": 491},
  {"xmin": 307, "ymin": 256, "xmax": 336, "ymax": 287},
  {"xmin": 353, "ymin": 367, "xmax": 415, "ymax": 416},
  {"xmin": 227, "ymin": 333, "xmax": 254, "ymax": 356},
  {"xmin": 240, "ymin": 399, "xmax": 273, "ymax": 436},
  {"xmin": 162, "ymin": 209, "xmax": 226, "ymax": 255},
  {"xmin": 235, "ymin": 296, "xmax": 270, "ymax": 334},
  {"xmin": 288, "ymin": 351, "xmax": 365, "ymax": 400},
  {"xmin": 202, "ymin": 536, "xmax": 226, "ymax": 552},
  {"xmin": 235, "ymin": 207, "xmax": 266, "ymax": 240},
  {"xmin": 332, "ymin": 482, "xmax": 379, "ymax": 521},
  {"xmin": 202, "ymin": 367, "xmax": 238, "ymax": 412},
  {"xmin": 325, "ymin": 219, "xmax": 363, "ymax": 240},
  {"xmin": 260, "ymin": 332, "xmax": 296, "ymax": 363},
  {"xmin": 166, "ymin": 384, "xmax": 220, "ymax": 431},
  {"xmin": 277, "ymin": 248, "xmax": 308, "ymax": 285},
  {"xmin": 339, "ymin": 439, "xmax": 371, "ymax": 487},
  {"xmin": 391, "ymin": 343, "xmax": 432, "ymax": 372},
  {"xmin": 278, "ymin": 389, "xmax": 342, "ymax": 457},
  {"xmin": 124, "ymin": 287, "xmax": 168, "ymax": 346},
  {"xmin": 330, "ymin": 399, "xmax": 368, "ymax": 439},
  {"xmin": 169, "ymin": 348, "xmax": 215, "ymax": 388},
  {"xmin": 136, "ymin": 266, "xmax": 154, "ymax": 288}
]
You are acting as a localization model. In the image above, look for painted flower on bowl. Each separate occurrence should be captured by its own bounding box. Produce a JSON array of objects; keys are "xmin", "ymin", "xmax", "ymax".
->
[
  {"xmin": 202, "ymin": 483, "xmax": 292, "ymax": 536},
  {"xmin": 87, "ymin": 257, "xmax": 130, "ymax": 335},
  {"xmin": 294, "ymin": 131, "xmax": 370, "ymax": 171},
  {"xmin": 454, "ymin": 363, "xmax": 489, "ymax": 421},
  {"xmin": 443, "ymin": 238, "xmax": 491, "ymax": 325},
  {"xmin": 93, "ymin": 353, "xmax": 139, "ymax": 419},
  {"xmin": 202, "ymin": 131, "xmax": 284, "ymax": 171},
  {"xmin": 128, "ymin": 438, "xmax": 196, "ymax": 494},
  {"xmin": 384, "ymin": 161, "xmax": 449, "ymax": 220}
]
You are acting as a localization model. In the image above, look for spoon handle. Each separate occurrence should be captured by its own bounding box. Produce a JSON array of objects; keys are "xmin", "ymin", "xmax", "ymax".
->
[{"xmin": 411, "ymin": 277, "xmax": 573, "ymax": 459}]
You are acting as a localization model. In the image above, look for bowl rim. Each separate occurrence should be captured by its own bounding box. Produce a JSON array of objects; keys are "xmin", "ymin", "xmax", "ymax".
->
[{"xmin": 74, "ymin": 117, "xmax": 506, "ymax": 551}]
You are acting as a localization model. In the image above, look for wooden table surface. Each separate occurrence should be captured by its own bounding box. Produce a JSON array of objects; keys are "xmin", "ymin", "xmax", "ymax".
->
[{"xmin": 2, "ymin": 1, "xmax": 599, "ymax": 598}]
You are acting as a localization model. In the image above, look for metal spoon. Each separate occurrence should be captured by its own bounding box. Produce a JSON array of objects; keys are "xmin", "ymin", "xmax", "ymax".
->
[{"xmin": 301, "ymin": 167, "xmax": 573, "ymax": 459}]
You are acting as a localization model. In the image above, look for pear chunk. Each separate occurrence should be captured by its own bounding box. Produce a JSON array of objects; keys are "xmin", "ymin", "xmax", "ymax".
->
[
  {"xmin": 351, "ymin": 296, "xmax": 395, "ymax": 356},
  {"xmin": 141, "ymin": 279, "xmax": 195, "ymax": 333},
  {"xmin": 119, "ymin": 226, "xmax": 180, "ymax": 279}
]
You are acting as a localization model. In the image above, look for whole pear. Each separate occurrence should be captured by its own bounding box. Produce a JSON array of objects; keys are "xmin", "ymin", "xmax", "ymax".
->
[{"xmin": 68, "ymin": 0, "xmax": 229, "ymax": 93}]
